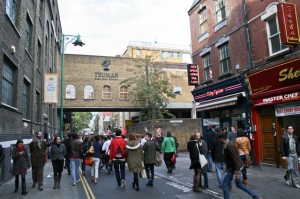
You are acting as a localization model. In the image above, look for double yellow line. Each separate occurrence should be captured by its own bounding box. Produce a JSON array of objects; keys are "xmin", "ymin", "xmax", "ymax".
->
[{"xmin": 80, "ymin": 170, "xmax": 95, "ymax": 199}]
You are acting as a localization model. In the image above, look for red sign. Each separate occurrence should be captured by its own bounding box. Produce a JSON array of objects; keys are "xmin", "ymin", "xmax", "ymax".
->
[
  {"xmin": 277, "ymin": 3, "xmax": 300, "ymax": 45},
  {"xmin": 248, "ymin": 57, "xmax": 300, "ymax": 99},
  {"xmin": 275, "ymin": 105, "xmax": 300, "ymax": 117},
  {"xmin": 254, "ymin": 91, "xmax": 300, "ymax": 106},
  {"xmin": 187, "ymin": 64, "xmax": 199, "ymax": 86}
]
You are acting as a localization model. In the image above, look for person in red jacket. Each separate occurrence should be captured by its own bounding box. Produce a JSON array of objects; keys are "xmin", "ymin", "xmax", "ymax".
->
[{"xmin": 109, "ymin": 129, "xmax": 127, "ymax": 189}]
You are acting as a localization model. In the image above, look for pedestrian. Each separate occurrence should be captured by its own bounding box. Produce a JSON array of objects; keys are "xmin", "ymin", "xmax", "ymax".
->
[
  {"xmin": 29, "ymin": 131, "xmax": 48, "ymax": 191},
  {"xmin": 81, "ymin": 136, "xmax": 91, "ymax": 176},
  {"xmin": 91, "ymin": 135, "xmax": 103, "ymax": 184},
  {"xmin": 187, "ymin": 134, "xmax": 203, "ymax": 192},
  {"xmin": 125, "ymin": 133, "xmax": 143, "ymax": 191},
  {"xmin": 161, "ymin": 131, "xmax": 176, "ymax": 174},
  {"xmin": 109, "ymin": 129, "xmax": 127, "ymax": 189},
  {"xmin": 68, "ymin": 132, "xmax": 83, "ymax": 186},
  {"xmin": 211, "ymin": 127, "xmax": 226, "ymax": 188},
  {"xmin": 143, "ymin": 133, "xmax": 160, "ymax": 187},
  {"xmin": 155, "ymin": 128, "xmax": 164, "ymax": 147},
  {"xmin": 12, "ymin": 139, "xmax": 30, "ymax": 195},
  {"xmin": 195, "ymin": 131, "xmax": 209, "ymax": 189},
  {"xmin": 64, "ymin": 133, "xmax": 72, "ymax": 175},
  {"xmin": 50, "ymin": 136, "xmax": 66, "ymax": 189},
  {"xmin": 102, "ymin": 135, "xmax": 113, "ymax": 174},
  {"xmin": 217, "ymin": 131, "xmax": 262, "ymax": 199},
  {"xmin": 228, "ymin": 126, "xmax": 237, "ymax": 143},
  {"xmin": 206, "ymin": 125, "xmax": 216, "ymax": 172},
  {"xmin": 235, "ymin": 128, "xmax": 251, "ymax": 186},
  {"xmin": 280, "ymin": 124, "xmax": 300, "ymax": 188}
]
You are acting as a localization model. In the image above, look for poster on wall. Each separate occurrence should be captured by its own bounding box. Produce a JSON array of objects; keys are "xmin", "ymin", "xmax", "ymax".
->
[{"xmin": 44, "ymin": 74, "xmax": 58, "ymax": 103}]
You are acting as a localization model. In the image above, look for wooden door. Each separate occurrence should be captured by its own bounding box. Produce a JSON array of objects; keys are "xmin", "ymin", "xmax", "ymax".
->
[{"xmin": 260, "ymin": 115, "xmax": 277, "ymax": 164}]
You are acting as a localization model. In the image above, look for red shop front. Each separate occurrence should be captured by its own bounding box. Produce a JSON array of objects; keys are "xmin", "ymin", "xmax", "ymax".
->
[{"xmin": 247, "ymin": 57, "xmax": 300, "ymax": 167}]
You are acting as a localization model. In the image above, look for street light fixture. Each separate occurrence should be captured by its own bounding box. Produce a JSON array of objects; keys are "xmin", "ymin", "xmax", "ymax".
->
[{"xmin": 60, "ymin": 34, "xmax": 85, "ymax": 139}]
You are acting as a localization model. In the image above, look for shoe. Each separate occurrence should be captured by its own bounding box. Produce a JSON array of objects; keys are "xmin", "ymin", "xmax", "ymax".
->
[
  {"xmin": 295, "ymin": 184, "xmax": 300, "ymax": 189},
  {"xmin": 150, "ymin": 181, "xmax": 153, "ymax": 187},
  {"xmin": 73, "ymin": 183, "xmax": 76, "ymax": 186},
  {"xmin": 76, "ymin": 179, "xmax": 81, "ymax": 183},
  {"xmin": 121, "ymin": 179, "xmax": 126, "ymax": 189},
  {"xmin": 21, "ymin": 191, "xmax": 28, "ymax": 195},
  {"xmin": 202, "ymin": 184, "xmax": 209, "ymax": 189},
  {"xmin": 243, "ymin": 179, "xmax": 248, "ymax": 186},
  {"xmin": 38, "ymin": 186, "xmax": 43, "ymax": 191},
  {"xmin": 146, "ymin": 181, "xmax": 151, "ymax": 187},
  {"xmin": 82, "ymin": 171, "xmax": 85, "ymax": 176},
  {"xmin": 193, "ymin": 187, "xmax": 201, "ymax": 192},
  {"xmin": 284, "ymin": 175, "xmax": 287, "ymax": 181},
  {"xmin": 286, "ymin": 181, "xmax": 292, "ymax": 186}
]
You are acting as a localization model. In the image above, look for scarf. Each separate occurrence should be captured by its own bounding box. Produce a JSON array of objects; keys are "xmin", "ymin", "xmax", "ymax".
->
[{"xmin": 17, "ymin": 146, "xmax": 25, "ymax": 152}]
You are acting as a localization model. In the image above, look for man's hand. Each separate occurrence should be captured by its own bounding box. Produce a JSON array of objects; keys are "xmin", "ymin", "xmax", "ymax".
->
[
  {"xmin": 234, "ymin": 173, "xmax": 241, "ymax": 180},
  {"xmin": 282, "ymin": 156, "xmax": 287, "ymax": 160}
]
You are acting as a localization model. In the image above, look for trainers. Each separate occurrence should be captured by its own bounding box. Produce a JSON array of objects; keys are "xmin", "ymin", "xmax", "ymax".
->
[
  {"xmin": 121, "ymin": 180, "xmax": 126, "ymax": 189},
  {"xmin": 73, "ymin": 182, "xmax": 76, "ymax": 186},
  {"xmin": 286, "ymin": 181, "xmax": 292, "ymax": 186},
  {"xmin": 76, "ymin": 179, "xmax": 81, "ymax": 183},
  {"xmin": 296, "ymin": 184, "xmax": 300, "ymax": 189}
]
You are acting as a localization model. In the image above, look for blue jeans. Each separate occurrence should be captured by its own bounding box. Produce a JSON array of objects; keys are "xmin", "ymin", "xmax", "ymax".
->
[
  {"xmin": 207, "ymin": 153, "xmax": 213, "ymax": 172},
  {"xmin": 70, "ymin": 158, "xmax": 81, "ymax": 184},
  {"xmin": 113, "ymin": 161, "xmax": 126, "ymax": 186},
  {"xmin": 222, "ymin": 171, "xmax": 260, "ymax": 199},
  {"xmin": 240, "ymin": 154, "xmax": 248, "ymax": 180},
  {"xmin": 215, "ymin": 162, "xmax": 226, "ymax": 187}
]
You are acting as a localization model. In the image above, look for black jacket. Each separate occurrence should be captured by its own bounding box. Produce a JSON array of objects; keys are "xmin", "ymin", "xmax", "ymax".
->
[{"xmin": 280, "ymin": 134, "xmax": 299, "ymax": 157}]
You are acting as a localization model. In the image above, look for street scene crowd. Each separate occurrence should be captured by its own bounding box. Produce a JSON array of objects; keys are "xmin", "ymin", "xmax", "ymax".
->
[{"xmin": 2, "ymin": 123, "xmax": 299, "ymax": 199}]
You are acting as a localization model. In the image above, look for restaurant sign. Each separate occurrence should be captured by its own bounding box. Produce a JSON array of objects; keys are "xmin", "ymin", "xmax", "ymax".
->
[
  {"xmin": 254, "ymin": 91, "xmax": 300, "ymax": 106},
  {"xmin": 187, "ymin": 64, "xmax": 200, "ymax": 86}
]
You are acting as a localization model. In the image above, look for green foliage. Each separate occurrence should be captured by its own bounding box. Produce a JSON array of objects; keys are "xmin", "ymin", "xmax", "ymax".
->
[
  {"xmin": 72, "ymin": 112, "xmax": 93, "ymax": 131},
  {"xmin": 121, "ymin": 56, "xmax": 175, "ymax": 121}
]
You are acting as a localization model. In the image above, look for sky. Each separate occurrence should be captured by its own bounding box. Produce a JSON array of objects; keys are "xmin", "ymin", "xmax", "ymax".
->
[{"xmin": 58, "ymin": 0, "xmax": 194, "ymax": 56}]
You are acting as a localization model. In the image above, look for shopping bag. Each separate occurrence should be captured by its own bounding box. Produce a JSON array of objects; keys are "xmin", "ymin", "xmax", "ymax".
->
[
  {"xmin": 85, "ymin": 157, "xmax": 95, "ymax": 166},
  {"xmin": 155, "ymin": 151, "xmax": 162, "ymax": 167}
]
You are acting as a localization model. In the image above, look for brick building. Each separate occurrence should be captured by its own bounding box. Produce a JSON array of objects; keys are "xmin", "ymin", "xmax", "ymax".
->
[
  {"xmin": 188, "ymin": 0, "xmax": 300, "ymax": 166},
  {"xmin": 0, "ymin": 0, "xmax": 62, "ymax": 182}
]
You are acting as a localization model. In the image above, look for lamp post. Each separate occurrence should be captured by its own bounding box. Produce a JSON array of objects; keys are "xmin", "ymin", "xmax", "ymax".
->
[{"xmin": 60, "ymin": 34, "xmax": 85, "ymax": 139}]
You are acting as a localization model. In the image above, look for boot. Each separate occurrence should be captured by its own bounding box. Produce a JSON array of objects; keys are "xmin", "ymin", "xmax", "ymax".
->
[
  {"xmin": 135, "ymin": 179, "xmax": 140, "ymax": 191},
  {"xmin": 14, "ymin": 176, "xmax": 19, "ymax": 193},
  {"xmin": 57, "ymin": 175, "xmax": 61, "ymax": 189},
  {"xmin": 53, "ymin": 176, "xmax": 58, "ymax": 189},
  {"xmin": 243, "ymin": 179, "xmax": 248, "ymax": 186},
  {"xmin": 134, "ymin": 173, "xmax": 139, "ymax": 191},
  {"xmin": 21, "ymin": 180, "xmax": 27, "ymax": 195}
]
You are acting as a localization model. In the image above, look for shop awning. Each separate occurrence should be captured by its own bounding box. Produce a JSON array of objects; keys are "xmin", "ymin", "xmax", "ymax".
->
[{"xmin": 196, "ymin": 92, "xmax": 245, "ymax": 111}]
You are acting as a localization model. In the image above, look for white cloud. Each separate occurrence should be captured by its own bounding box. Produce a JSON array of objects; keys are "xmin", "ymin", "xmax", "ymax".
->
[{"xmin": 58, "ymin": 0, "xmax": 194, "ymax": 56}]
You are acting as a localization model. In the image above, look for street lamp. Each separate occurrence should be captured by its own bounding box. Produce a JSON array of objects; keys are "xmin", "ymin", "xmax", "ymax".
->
[{"xmin": 60, "ymin": 34, "xmax": 85, "ymax": 139}]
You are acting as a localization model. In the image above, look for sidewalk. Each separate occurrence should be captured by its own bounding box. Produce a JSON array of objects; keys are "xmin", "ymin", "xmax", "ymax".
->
[{"xmin": 0, "ymin": 161, "xmax": 79, "ymax": 199}]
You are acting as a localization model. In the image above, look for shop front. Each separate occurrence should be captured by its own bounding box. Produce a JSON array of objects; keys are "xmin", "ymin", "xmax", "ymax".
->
[
  {"xmin": 248, "ymin": 57, "xmax": 300, "ymax": 167},
  {"xmin": 192, "ymin": 76, "xmax": 249, "ymax": 142}
]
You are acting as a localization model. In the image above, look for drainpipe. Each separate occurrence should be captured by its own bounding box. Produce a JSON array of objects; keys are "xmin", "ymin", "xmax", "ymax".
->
[{"xmin": 242, "ymin": 0, "xmax": 253, "ymax": 69}]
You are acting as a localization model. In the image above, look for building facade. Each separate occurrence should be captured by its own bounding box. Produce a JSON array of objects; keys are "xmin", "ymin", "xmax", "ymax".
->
[{"xmin": 0, "ymin": 0, "xmax": 62, "ymax": 182}]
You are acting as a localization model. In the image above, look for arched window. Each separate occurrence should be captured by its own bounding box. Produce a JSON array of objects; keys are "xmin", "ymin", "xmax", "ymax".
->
[
  {"xmin": 84, "ymin": 85, "xmax": 94, "ymax": 99},
  {"xmin": 65, "ymin": 84, "xmax": 76, "ymax": 99},
  {"xmin": 102, "ymin": 85, "xmax": 111, "ymax": 99},
  {"xmin": 119, "ymin": 86, "xmax": 128, "ymax": 100}
]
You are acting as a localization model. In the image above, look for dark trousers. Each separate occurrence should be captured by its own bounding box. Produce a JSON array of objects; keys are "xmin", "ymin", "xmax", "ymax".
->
[
  {"xmin": 145, "ymin": 163, "xmax": 155, "ymax": 182},
  {"xmin": 163, "ymin": 152, "xmax": 174, "ymax": 171},
  {"xmin": 81, "ymin": 155, "xmax": 86, "ymax": 172},
  {"xmin": 15, "ymin": 175, "xmax": 26, "ymax": 192},
  {"xmin": 32, "ymin": 166, "xmax": 44, "ymax": 186},
  {"xmin": 113, "ymin": 161, "xmax": 126, "ymax": 186},
  {"xmin": 65, "ymin": 157, "xmax": 70, "ymax": 174},
  {"xmin": 52, "ymin": 159, "xmax": 64, "ymax": 176},
  {"xmin": 105, "ymin": 155, "xmax": 113, "ymax": 171}
]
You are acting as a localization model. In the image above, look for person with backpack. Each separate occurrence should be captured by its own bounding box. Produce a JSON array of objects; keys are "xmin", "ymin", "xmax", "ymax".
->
[
  {"xmin": 102, "ymin": 135, "xmax": 113, "ymax": 174},
  {"xmin": 109, "ymin": 129, "xmax": 127, "ymax": 189}
]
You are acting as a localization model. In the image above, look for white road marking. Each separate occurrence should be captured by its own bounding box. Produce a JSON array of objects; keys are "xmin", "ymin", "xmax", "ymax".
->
[{"xmin": 166, "ymin": 182, "xmax": 192, "ymax": 192}]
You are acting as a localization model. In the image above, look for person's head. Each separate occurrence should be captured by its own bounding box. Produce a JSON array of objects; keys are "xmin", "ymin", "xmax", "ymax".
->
[
  {"xmin": 231, "ymin": 126, "xmax": 236, "ymax": 132},
  {"xmin": 166, "ymin": 131, "xmax": 172, "ymax": 137},
  {"xmin": 195, "ymin": 132, "xmax": 201, "ymax": 141},
  {"xmin": 157, "ymin": 128, "xmax": 161, "ymax": 136},
  {"xmin": 71, "ymin": 132, "xmax": 78, "ymax": 140},
  {"xmin": 237, "ymin": 129, "xmax": 246, "ymax": 137},
  {"xmin": 54, "ymin": 136, "xmax": 62, "ymax": 144},
  {"xmin": 128, "ymin": 133, "xmax": 137, "ymax": 141},
  {"xmin": 16, "ymin": 139, "xmax": 24, "ymax": 146},
  {"xmin": 145, "ymin": 133, "xmax": 152, "ymax": 140},
  {"xmin": 106, "ymin": 135, "xmax": 111, "ymax": 140},
  {"xmin": 115, "ymin": 129, "xmax": 122, "ymax": 136},
  {"xmin": 217, "ymin": 132, "xmax": 228, "ymax": 143},
  {"xmin": 36, "ymin": 131, "xmax": 43, "ymax": 139},
  {"xmin": 94, "ymin": 135, "xmax": 100, "ymax": 141},
  {"xmin": 215, "ymin": 127, "xmax": 223, "ymax": 134},
  {"xmin": 190, "ymin": 134, "xmax": 196, "ymax": 141},
  {"xmin": 286, "ymin": 124, "xmax": 294, "ymax": 135}
]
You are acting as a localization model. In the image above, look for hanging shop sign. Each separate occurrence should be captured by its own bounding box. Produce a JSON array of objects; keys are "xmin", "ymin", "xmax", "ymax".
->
[
  {"xmin": 275, "ymin": 102, "xmax": 300, "ymax": 117},
  {"xmin": 254, "ymin": 91, "xmax": 299, "ymax": 106},
  {"xmin": 277, "ymin": 2, "xmax": 300, "ymax": 45},
  {"xmin": 187, "ymin": 64, "xmax": 200, "ymax": 86},
  {"xmin": 248, "ymin": 57, "xmax": 300, "ymax": 99}
]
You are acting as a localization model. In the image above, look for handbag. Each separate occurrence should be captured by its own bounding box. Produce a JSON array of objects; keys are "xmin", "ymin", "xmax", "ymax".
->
[
  {"xmin": 85, "ymin": 156, "xmax": 95, "ymax": 166},
  {"xmin": 196, "ymin": 143, "xmax": 208, "ymax": 168},
  {"xmin": 139, "ymin": 162, "xmax": 147, "ymax": 178},
  {"xmin": 155, "ymin": 151, "xmax": 162, "ymax": 167}
]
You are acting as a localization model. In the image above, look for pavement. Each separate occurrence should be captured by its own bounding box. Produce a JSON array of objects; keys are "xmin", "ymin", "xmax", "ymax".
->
[{"xmin": 0, "ymin": 153, "xmax": 299, "ymax": 199}]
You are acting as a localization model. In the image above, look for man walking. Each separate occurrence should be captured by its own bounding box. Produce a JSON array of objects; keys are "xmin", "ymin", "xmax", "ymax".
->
[
  {"xmin": 143, "ymin": 133, "xmax": 160, "ymax": 187},
  {"xmin": 29, "ymin": 131, "xmax": 48, "ymax": 191},
  {"xmin": 280, "ymin": 124, "xmax": 300, "ymax": 188}
]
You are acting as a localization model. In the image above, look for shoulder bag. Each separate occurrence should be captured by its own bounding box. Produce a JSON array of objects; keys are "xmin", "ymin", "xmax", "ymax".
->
[{"xmin": 196, "ymin": 142, "xmax": 208, "ymax": 168}]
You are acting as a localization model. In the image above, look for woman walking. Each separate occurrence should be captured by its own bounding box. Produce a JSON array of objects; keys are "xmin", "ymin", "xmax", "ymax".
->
[
  {"xmin": 91, "ymin": 135, "xmax": 102, "ymax": 184},
  {"xmin": 125, "ymin": 133, "xmax": 143, "ymax": 191},
  {"xmin": 81, "ymin": 136, "xmax": 91, "ymax": 176},
  {"xmin": 161, "ymin": 131, "xmax": 176, "ymax": 174},
  {"xmin": 235, "ymin": 129, "xmax": 251, "ymax": 186},
  {"xmin": 50, "ymin": 136, "xmax": 66, "ymax": 189},
  {"xmin": 12, "ymin": 139, "xmax": 30, "ymax": 195}
]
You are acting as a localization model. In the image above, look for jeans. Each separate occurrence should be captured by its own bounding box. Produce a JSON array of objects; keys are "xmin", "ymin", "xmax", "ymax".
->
[
  {"xmin": 145, "ymin": 163, "xmax": 155, "ymax": 182},
  {"xmin": 207, "ymin": 153, "xmax": 213, "ymax": 172},
  {"xmin": 91, "ymin": 158, "xmax": 100, "ymax": 179},
  {"xmin": 113, "ymin": 161, "xmax": 126, "ymax": 186},
  {"xmin": 240, "ymin": 154, "xmax": 248, "ymax": 180},
  {"xmin": 222, "ymin": 171, "xmax": 260, "ymax": 199},
  {"xmin": 70, "ymin": 158, "xmax": 81, "ymax": 184},
  {"xmin": 285, "ymin": 155, "xmax": 299, "ymax": 186},
  {"xmin": 215, "ymin": 162, "xmax": 226, "ymax": 187}
]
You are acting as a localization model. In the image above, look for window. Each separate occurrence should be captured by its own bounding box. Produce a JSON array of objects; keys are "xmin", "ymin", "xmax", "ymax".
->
[
  {"xmin": 173, "ymin": 87, "xmax": 182, "ymax": 95},
  {"xmin": 23, "ymin": 79, "xmax": 30, "ymax": 119},
  {"xmin": 35, "ymin": 91, "xmax": 41, "ymax": 122},
  {"xmin": 2, "ymin": 58, "xmax": 16, "ymax": 107},
  {"xmin": 102, "ymin": 85, "xmax": 111, "ymax": 99},
  {"xmin": 199, "ymin": 7, "xmax": 208, "ymax": 35},
  {"xmin": 66, "ymin": 84, "xmax": 76, "ymax": 99},
  {"xmin": 6, "ymin": 0, "xmax": 17, "ymax": 24},
  {"xmin": 162, "ymin": 51, "xmax": 180, "ymax": 58},
  {"xmin": 215, "ymin": 0, "xmax": 226, "ymax": 23},
  {"xmin": 219, "ymin": 44, "xmax": 230, "ymax": 74},
  {"xmin": 25, "ymin": 15, "xmax": 33, "ymax": 52},
  {"xmin": 203, "ymin": 53, "xmax": 212, "ymax": 81},
  {"xmin": 84, "ymin": 85, "xmax": 94, "ymax": 99},
  {"xmin": 119, "ymin": 86, "xmax": 128, "ymax": 100}
]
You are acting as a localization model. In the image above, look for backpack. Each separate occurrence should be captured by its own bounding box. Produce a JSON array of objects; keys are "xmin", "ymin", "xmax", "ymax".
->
[{"xmin": 114, "ymin": 142, "xmax": 124, "ymax": 159}]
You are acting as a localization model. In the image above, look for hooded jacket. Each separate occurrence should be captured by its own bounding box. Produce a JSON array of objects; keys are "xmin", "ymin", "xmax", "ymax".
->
[{"xmin": 125, "ymin": 140, "xmax": 143, "ymax": 173}]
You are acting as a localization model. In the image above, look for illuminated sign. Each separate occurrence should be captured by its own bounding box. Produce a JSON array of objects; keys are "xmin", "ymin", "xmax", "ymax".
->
[
  {"xmin": 277, "ymin": 3, "xmax": 300, "ymax": 45},
  {"xmin": 254, "ymin": 91, "xmax": 300, "ymax": 106},
  {"xmin": 187, "ymin": 64, "xmax": 200, "ymax": 86}
]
